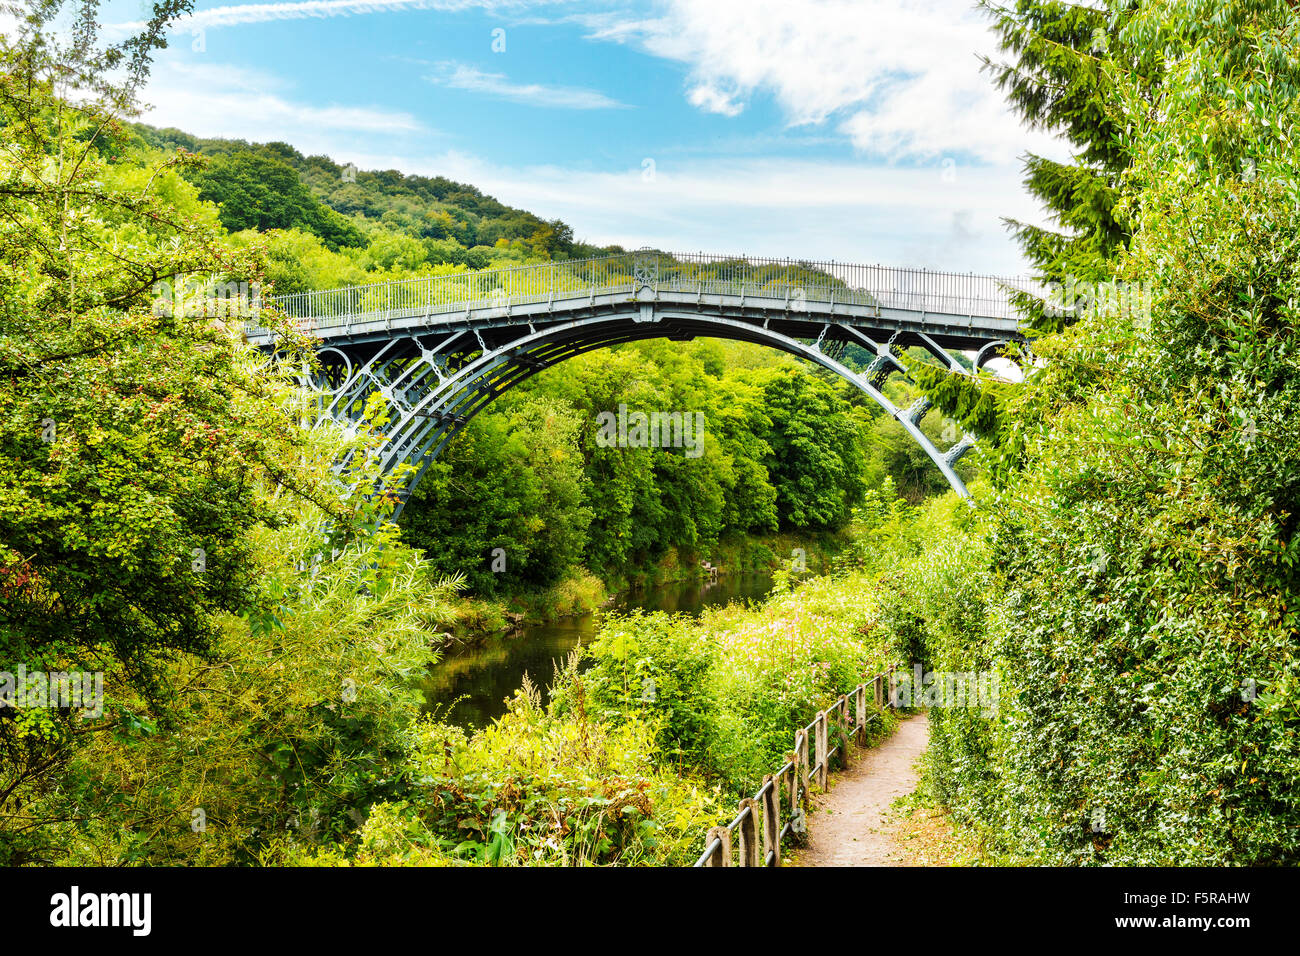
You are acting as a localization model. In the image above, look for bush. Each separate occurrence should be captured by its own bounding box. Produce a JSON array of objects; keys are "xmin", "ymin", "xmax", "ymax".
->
[
  {"xmin": 581, "ymin": 611, "xmax": 721, "ymax": 774},
  {"xmin": 400, "ymin": 662, "xmax": 722, "ymax": 866},
  {"xmin": 899, "ymin": 1, "xmax": 1300, "ymax": 865},
  {"xmin": 579, "ymin": 573, "xmax": 898, "ymax": 795}
]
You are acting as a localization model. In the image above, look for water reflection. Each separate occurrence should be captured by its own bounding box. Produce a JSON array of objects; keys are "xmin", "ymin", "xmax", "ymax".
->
[{"xmin": 422, "ymin": 571, "xmax": 775, "ymax": 728}]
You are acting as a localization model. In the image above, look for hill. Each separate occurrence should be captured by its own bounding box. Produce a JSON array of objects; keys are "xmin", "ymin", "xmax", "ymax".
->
[{"xmin": 131, "ymin": 124, "xmax": 621, "ymax": 293}]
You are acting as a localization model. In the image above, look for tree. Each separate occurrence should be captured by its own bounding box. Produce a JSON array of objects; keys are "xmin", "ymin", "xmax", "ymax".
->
[
  {"xmin": 400, "ymin": 398, "xmax": 592, "ymax": 594},
  {"xmin": 906, "ymin": 2, "xmax": 1154, "ymax": 481},
  {"xmin": 190, "ymin": 150, "xmax": 363, "ymax": 250},
  {"xmin": 924, "ymin": 0, "xmax": 1300, "ymax": 864},
  {"xmin": 980, "ymin": 0, "xmax": 1143, "ymax": 334},
  {"xmin": 0, "ymin": 0, "xmax": 345, "ymax": 816},
  {"xmin": 750, "ymin": 367, "xmax": 866, "ymax": 530}
]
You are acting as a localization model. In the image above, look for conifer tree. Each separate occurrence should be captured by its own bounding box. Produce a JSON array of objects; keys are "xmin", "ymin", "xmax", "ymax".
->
[
  {"xmin": 905, "ymin": 1, "xmax": 1154, "ymax": 480},
  {"xmin": 980, "ymin": 0, "xmax": 1137, "ymax": 334}
]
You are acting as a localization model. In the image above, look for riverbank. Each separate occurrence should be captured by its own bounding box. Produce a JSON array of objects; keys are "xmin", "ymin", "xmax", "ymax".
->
[
  {"xmin": 424, "ymin": 569, "xmax": 780, "ymax": 727},
  {"xmin": 443, "ymin": 528, "xmax": 850, "ymax": 638},
  {"xmin": 296, "ymin": 561, "xmax": 906, "ymax": 866}
]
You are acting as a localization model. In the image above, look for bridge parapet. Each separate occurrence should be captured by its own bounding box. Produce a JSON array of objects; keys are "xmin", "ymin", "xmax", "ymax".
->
[{"xmin": 248, "ymin": 250, "xmax": 1033, "ymax": 341}]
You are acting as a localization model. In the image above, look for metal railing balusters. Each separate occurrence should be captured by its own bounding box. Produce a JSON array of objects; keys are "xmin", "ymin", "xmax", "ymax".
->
[{"xmin": 244, "ymin": 250, "xmax": 1034, "ymax": 339}]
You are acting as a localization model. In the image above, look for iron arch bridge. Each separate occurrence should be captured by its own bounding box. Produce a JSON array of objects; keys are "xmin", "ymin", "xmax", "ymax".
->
[{"xmin": 245, "ymin": 251, "xmax": 1029, "ymax": 516}]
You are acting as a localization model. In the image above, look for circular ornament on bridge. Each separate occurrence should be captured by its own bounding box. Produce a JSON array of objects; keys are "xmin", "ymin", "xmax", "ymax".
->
[
  {"xmin": 315, "ymin": 347, "xmax": 354, "ymax": 397},
  {"xmin": 974, "ymin": 339, "xmax": 1030, "ymax": 380},
  {"xmin": 633, "ymin": 253, "xmax": 659, "ymax": 290}
]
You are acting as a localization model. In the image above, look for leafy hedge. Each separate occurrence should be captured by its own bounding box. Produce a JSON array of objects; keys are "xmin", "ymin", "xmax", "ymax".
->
[{"xmin": 893, "ymin": 0, "xmax": 1300, "ymax": 865}]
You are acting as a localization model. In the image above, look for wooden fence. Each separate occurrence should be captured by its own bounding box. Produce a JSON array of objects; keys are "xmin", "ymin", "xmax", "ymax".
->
[{"xmin": 693, "ymin": 666, "xmax": 898, "ymax": 867}]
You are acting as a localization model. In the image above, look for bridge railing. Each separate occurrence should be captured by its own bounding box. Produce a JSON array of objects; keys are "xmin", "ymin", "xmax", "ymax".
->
[
  {"xmin": 259, "ymin": 251, "xmax": 1031, "ymax": 333},
  {"xmin": 664, "ymin": 253, "xmax": 1028, "ymax": 320},
  {"xmin": 270, "ymin": 253, "xmax": 634, "ymax": 327},
  {"xmin": 695, "ymin": 665, "xmax": 897, "ymax": 867}
]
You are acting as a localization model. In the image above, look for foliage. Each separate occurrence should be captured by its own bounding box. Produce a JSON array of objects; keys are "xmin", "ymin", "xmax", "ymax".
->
[
  {"xmin": 133, "ymin": 125, "xmax": 614, "ymax": 277},
  {"xmin": 979, "ymin": 0, "xmax": 1141, "ymax": 334},
  {"xmin": 579, "ymin": 611, "xmax": 720, "ymax": 773},
  {"xmin": 913, "ymin": 0, "xmax": 1154, "ymax": 475},
  {"xmin": 401, "ymin": 397, "xmax": 592, "ymax": 595},
  {"xmin": 383, "ymin": 663, "xmax": 721, "ymax": 866},
  {"xmin": 300, "ymin": 562, "xmax": 908, "ymax": 867},
  {"xmin": 907, "ymin": 0, "xmax": 1300, "ymax": 865},
  {"xmin": 752, "ymin": 366, "xmax": 869, "ymax": 529},
  {"xmin": 6, "ymin": 421, "xmax": 460, "ymax": 864},
  {"xmin": 0, "ymin": 0, "xmax": 365, "ymax": 816},
  {"xmin": 188, "ymin": 150, "xmax": 364, "ymax": 250},
  {"xmin": 399, "ymin": 340, "xmax": 905, "ymax": 597},
  {"xmin": 0, "ymin": 1, "xmax": 457, "ymax": 868},
  {"xmin": 579, "ymin": 572, "xmax": 900, "ymax": 795}
]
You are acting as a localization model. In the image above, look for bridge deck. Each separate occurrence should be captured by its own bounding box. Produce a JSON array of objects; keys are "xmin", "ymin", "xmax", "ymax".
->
[{"xmin": 245, "ymin": 251, "xmax": 1029, "ymax": 351}]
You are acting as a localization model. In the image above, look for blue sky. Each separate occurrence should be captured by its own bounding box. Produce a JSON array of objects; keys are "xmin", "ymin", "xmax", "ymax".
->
[{"xmin": 105, "ymin": 0, "xmax": 1066, "ymax": 274}]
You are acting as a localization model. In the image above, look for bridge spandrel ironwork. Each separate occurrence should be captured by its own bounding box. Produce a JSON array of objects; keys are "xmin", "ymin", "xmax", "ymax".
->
[{"xmin": 246, "ymin": 251, "xmax": 1032, "ymax": 511}]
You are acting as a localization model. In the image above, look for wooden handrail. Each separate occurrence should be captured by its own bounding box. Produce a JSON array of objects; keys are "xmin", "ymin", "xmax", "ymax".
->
[{"xmin": 693, "ymin": 664, "xmax": 897, "ymax": 867}]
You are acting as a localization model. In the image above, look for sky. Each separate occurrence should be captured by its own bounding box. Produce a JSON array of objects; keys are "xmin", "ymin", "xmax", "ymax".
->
[{"xmin": 99, "ymin": 0, "xmax": 1068, "ymax": 275}]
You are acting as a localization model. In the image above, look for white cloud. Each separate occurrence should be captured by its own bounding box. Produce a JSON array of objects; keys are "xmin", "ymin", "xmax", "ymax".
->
[
  {"xmin": 112, "ymin": 0, "xmax": 570, "ymax": 32},
  {"xmin": 335, "ymin": 147, "xmax": 1052, "ymax": 274},
  {"xmin": 428, "ymin": 63, "xmax": 626, "ymax": 109},
  {"xmin": 138, "ymin": 59, "xmax": 427, "ymax": 148},
  {"xmin": 585, "ymin": 0, "xmax": 1066, "ymax": 165},
  {"xmin": 686, "ymin": 82, "xmax": 743, "ymax": 117}
]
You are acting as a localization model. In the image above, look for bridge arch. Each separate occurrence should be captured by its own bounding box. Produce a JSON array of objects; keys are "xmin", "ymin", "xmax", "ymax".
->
[{"xmin": 313, "ymin": 309, "xmax": 976, "ymax": 519}]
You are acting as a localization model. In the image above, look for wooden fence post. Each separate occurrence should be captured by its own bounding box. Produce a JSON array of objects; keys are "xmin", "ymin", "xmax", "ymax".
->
[
  {"xmin": 705, "ymin": 826, "xmax": 732, "ymax": 867},
  {"xmin": 874, "ymin": 674, "xmax": 883, "ymax": 708},
  {"xmin": 794, "ymin": 728, "xmax": 810, "ymax": 814},
  {"xmin": 815, "ymin": 711, "xmax": 829, "ymax": 790},
  {"xmin": 837, "ymin": 696, "xmax": 852, "ymax": 769},
  {"xmin": 738, "ymin": 799, "xmax": 761, "ymax": 867},
  {"xmin": 761, "ymin": 774, "xmax": 782, "ymax": 867}
]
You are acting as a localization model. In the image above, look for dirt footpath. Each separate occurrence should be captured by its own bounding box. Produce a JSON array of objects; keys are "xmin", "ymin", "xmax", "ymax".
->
[{"xmin": 793, "ymin": 712, "xmax": 930, "ymax": 866}]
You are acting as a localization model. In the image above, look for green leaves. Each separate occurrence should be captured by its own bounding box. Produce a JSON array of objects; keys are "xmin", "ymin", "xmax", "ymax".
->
[
  {"xmin": 979, "ymin": 0, "xmax": 1138, "ymax": 335},
  {"xmin": 398, "ymin": 340, "xmax": 872, "ymax": 595},
  {"xmin": 188, "ymin": 151, "xmax": 364, "ymax": 251},
  {"xmin": 912, "ymin": 0, "xmax": 1300, "ymax": 866},
  {"xmin": 0, "ymin": 4, "xmax": 463, "ymax": 863}
]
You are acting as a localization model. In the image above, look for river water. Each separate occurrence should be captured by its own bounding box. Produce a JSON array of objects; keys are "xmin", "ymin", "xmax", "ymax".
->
[{"xmin": 422, "ymin": 571, "xmax": 776, "ymax": 728}]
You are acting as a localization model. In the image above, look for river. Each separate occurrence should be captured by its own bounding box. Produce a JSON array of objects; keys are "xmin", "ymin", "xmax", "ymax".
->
[{"xmin": 422, "ymin": 571, "xmax": 776, "ymax": 728}]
